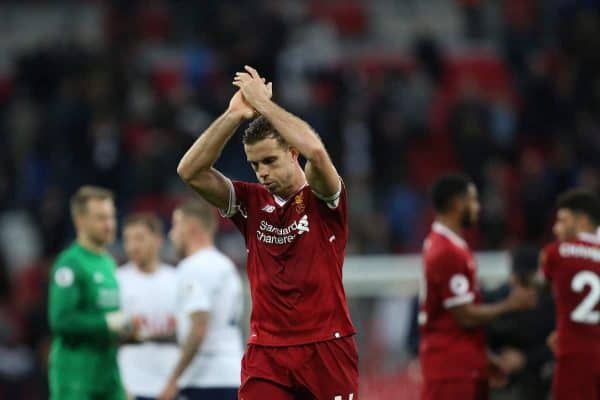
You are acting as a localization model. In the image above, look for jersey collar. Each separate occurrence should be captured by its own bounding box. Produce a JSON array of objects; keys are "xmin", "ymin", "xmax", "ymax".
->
[
  {"xmin": 432, "ymin": 221, "xmax": 468, "ymax": 249},
  {"xmin": 272, "ymin": 182, "xmax": 308, "ymax": 207},
  {"xmin": 577, "ymin": 231, "xmax": 600, "ymax": 245}
]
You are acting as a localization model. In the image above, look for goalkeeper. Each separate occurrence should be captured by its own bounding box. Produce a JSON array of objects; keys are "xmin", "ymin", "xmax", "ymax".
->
[{"xmin": 48, "ymin": 186, "xmax": 136, "ymax": 400}]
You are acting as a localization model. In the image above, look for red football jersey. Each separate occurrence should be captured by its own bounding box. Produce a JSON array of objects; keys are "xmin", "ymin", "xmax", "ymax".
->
[
  {"xmin": 223, "ymin": 179, "xmax": 355, "ymax": 346},
  {"xmin": 541, "ymin": 233, "xmax": 600, "ymax": 358},
  {"xmin": 419, "ymin": 222, "xmax": 487, "ymax": 381}
]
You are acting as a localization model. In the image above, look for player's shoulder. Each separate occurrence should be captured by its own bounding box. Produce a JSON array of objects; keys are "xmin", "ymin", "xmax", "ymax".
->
[
  {"xmin": 539, "ymin": 240, "xmax": 559, "ymax": 263},
  {"xmin": 179, "ymin": 248, "xmax": 233, "ymax": 274},
  {"xmin": 424, "ymin": 231, "xmax": 464, "ymax": 259},
  {"xmin": 50, "ymin": 244, "xmax": 83, "ymax": 287},
  {"xmin": 205, "ymin": 248, "xmax": 237, "ymax": 273},
  {"xmin": 542, "ymin": 240, "xmax": 561, "ymax": 255},
  {"xmin": 52, "ymin": 243, "xmax": 83, "ymax": 271},
  {"xmin": 423, "ymin": 232, "xmax": 469, "ymax": 275}
]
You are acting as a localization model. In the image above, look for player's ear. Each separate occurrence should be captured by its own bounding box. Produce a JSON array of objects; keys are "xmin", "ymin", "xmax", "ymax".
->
[
  {"xmin": 289, "ymin": 146, "xmax": 299, "ymax": 162},
  {"xmin": 450, "ymin": 196, "xmax": 462, "ymax": 213},
  {"xmin": 73, "ymin": 212, "xmax": 84, "ymax": 230}
]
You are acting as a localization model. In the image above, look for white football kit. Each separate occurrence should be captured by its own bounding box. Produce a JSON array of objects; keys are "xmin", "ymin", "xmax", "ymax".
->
[
  {"xmin": 117, "ymin": 263, "xmax": 179, "ymax": 398},
  {"xmin": 176, "ymin": 246, "xmax": 244, "ymax": 389}
]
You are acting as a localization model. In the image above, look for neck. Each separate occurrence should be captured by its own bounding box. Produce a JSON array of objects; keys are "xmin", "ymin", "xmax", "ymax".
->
[
  {"xmin": 278, "ymin": 167, "xmax": 307, "ymax": 199},
  {"xmin": 137, "ymin": 258, "xmax": 159, "ymax": 274},
  {"xmin": 435, "ymin": 215, "xmax": 464, "ymax": 238},
  {"xmin": 76, "ymin": 234, "xmax": 105, "ymax": 254},
  {"xmin": 185, "ymin": 238, "xmax": 213, "ymax": 257}
]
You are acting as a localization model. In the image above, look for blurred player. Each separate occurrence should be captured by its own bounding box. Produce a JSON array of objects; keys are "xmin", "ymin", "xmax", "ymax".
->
[
  {"xmin": 176, "ymin": 65, "xmax": 358, "ymax": 399},
  {"xmin": 419, "ymin": 174, "xmax": 536, "ymax": 400},
  {"xmin": 540, "ymin": 189, "xmax": 600, "ymax": 400},
  {"xmin": 159, "ymin": 200, "xmax": 243, "ymax": 400},
  {"xmin": 48, "ymin": 186, "xmax": 135, "ymax": 400},
  {"xmin": 118, "ymin": 213, "xmax": 179, "ymax": 400}
]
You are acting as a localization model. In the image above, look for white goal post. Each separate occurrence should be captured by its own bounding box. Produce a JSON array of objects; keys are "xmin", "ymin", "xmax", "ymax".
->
[{"xmin": 342, "ymin": 252, "xmax": 511, "ymax": 297}]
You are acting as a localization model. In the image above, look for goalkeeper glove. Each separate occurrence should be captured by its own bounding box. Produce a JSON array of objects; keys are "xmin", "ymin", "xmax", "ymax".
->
[{"xmin": 105, "ymin": 311, "xmax": 138, "ymax": 338}]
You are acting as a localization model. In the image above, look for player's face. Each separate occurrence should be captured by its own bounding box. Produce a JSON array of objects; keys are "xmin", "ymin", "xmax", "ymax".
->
[
  {"xmin": 554, "ymin": 208, "xmax": 577, "ymax": 240},
  {"xmin": 79, "ymin": 198, "xmax": 116, "ymax": 247},
  {"xmin": 169, "ymin": 210, "xmax": 187, "ymax": 258},
  {"xmin": 123, "ymin": 223, "xmax": 161, "ymax": 268},
  {"xmin": 460, "ymin": 184, "xmax": 481, "ymax": 228},
  {"xmin": 244, "ymin": 137, "xmax": 298, "ymax": 196}
]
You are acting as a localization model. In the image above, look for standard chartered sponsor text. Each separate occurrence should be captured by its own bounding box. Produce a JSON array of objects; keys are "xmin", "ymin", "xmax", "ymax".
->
[{"xmin": 257, "ymin": 216, "xmax": 308, "ymax": 245}]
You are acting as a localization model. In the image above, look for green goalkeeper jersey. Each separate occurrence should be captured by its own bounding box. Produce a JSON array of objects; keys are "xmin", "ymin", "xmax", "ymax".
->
[{"xmin": 48, "ymin": 242, "xmax": 124, "ymax": 395}]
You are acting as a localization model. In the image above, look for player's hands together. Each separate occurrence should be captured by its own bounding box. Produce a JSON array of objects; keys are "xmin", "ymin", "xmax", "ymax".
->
[
  {"xmin": 227, "ymin": 89, "xmax": 257, "ymax": 121},
  {"xmin": 136, "ymin": 314, "xmax": 177, "ymax": 342},
  {"xmin": 232, "ymin": 65, "xmax": 273, "ymax": 110},
  {"xmin": 105, "ymin": 311, "xmax": 142, "ymax": 339},
  {"xmin": 505, "ymin": 284, "xmax": 537, "ymax": 312}
]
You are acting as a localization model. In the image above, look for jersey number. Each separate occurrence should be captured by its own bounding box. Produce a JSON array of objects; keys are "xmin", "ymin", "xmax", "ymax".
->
[{"xmin": 570, "ymin": 270, "xmax": 600, "ymax": 324}]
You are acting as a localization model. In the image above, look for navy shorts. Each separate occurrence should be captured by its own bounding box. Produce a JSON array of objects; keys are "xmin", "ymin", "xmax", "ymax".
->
[{"xmin": 178, "ymin": 387, "xmax": 238, "ymax": 400}]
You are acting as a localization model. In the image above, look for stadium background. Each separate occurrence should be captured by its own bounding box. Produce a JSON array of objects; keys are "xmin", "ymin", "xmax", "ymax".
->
[{"xmin": 0, "ymin": 0, "xmax": 598, "ymax": 399}]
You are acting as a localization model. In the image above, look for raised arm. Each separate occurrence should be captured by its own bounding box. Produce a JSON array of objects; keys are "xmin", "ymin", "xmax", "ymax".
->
[
  {"xmin": 177, "ymin": 90, "xmax": 258, "ymax": 209},
  {"xmin": 234, "ymin": 66, "xmax": 340, "ymax": 198}
]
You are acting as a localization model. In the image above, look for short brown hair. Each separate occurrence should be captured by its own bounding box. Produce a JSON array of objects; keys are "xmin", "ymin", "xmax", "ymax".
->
[
  {"xmin": 176, "ymin": 199, "xmax": 217, "ymax": 234},
  {"xmin": 557, "ymin": 188, "xmax": 600, "ymax": 226},
  {"xmin": 242, "ymin": 116, "xmax": 287, "ymax": 147},
  {"xmin": 123, "ymin": 213, "xmax": 163, "ymax": 235},
  {"xmin": 70, "ymin": 185, "xmax": 114, "ymax": 216}
]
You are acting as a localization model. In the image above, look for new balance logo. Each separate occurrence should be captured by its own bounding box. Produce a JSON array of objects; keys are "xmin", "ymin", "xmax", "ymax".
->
[
  {"xmin": 297, "ymin": 215, "xmax": 309, "ymax": 235},
  {"xmin": 262, "ymin": 204, "xmax": 276, "ymax": 213}
]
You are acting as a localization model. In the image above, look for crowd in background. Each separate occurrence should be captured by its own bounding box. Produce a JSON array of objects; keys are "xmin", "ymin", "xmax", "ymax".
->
[{"xmin": 0, "ymin": 1, "xmax": 599, "ymax": 398}]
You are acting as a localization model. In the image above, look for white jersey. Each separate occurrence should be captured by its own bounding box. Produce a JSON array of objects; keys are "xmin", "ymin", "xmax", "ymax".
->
[
  {"xmin": 176, "ymin": 247, "xmax": 244, "ymax": 388},
  {"xmin": 117, "ymin": 263, "xmax": 179, "ymax": 397}
]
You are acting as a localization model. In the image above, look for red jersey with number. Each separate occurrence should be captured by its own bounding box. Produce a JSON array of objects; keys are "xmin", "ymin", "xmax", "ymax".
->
[
  {"xmin": 223, "ymin": 179, "xmax": 355, "ymax": 346},
  {"xmin": 541, "ymin": 233, "xmax": 600, "ymax": 358},
  {"xmin": 419, "ymin": 222, "xmax": 487, "ymax": 381}
]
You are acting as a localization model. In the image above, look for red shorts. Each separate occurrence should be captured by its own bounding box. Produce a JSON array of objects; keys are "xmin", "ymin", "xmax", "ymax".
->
[
  {"xmin": 421, "ymin": 379, "xmax": 489, "ymax": 400},
  {"xmin": 238, "ymin": 336, "xmax": 359, "ymax": 400},
  {"xmin": 553, "ymin": 355, "xmax": 600, "ymax": 400}
]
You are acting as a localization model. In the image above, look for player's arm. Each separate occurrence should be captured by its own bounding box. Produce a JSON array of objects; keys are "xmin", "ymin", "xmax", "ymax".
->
[
  {"xmin": 234, "ymin": 66, "xmax": 340, "ymax": 197},
  {"xmin": 450, "ymin": 284, "xmax": 537, "ymax": 328},
  {"xmin": 450, "ymin": 296, "xmax": 521, "ymax": 329},
  {"xmin": 159, "ymin": 311, "xmax": 209, "ymax": 400},
  {"xmin": 49, "ymin": 264, "xmax": 131, "ymax": 338},
  {"xmin": 434, "ymin": 252, "xmax": 537, "ymax": 329},
  {"xmin": 177, "ymin": 90, "xmax": 258, "ymax": 209},
  {"xmin": 49, "ymin": 266, "xmax": 109, "ymax": 337}
]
